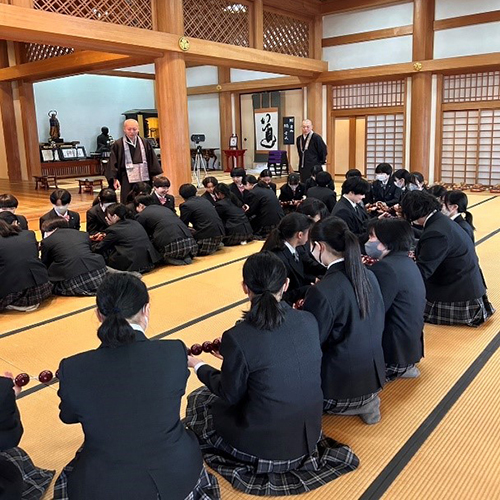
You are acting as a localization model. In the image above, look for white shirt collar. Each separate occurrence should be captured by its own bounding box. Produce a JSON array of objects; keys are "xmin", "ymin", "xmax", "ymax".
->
[
  {"xmin": 450, "ymin": 213, "xmax": 461, "ymax": 220},
  {"xmin": 129, "ymin": 323, "xmax": 145, "ymax": 333},
  {"xmin": 342, "ymin": 195, "xmax": 357, "ymax": 209},
  {"xmin": 423, "ymin": 210, "xmax": 437, "ymax": 227},
  {"xmin": 327, "ymin": 257, "xmax": 345, "ymax": 269},
  {"xmin": 284, "ymin": 241, "xmax": 296, "ymax": 257}
]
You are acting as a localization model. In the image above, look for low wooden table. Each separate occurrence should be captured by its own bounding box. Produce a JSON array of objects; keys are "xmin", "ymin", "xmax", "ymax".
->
[
  {"xmin": 77, "ymin": 177, "xmax": 104, "ymax": 194},
  {"xmin": 33, "ymin": 175, "xmax": 58, "ymax": 190}
]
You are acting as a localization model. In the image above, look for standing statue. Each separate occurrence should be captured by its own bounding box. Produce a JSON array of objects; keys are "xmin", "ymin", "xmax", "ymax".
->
[{"xmin": 48, "ymin": 110, "xmax": 60, "ymax": 141}]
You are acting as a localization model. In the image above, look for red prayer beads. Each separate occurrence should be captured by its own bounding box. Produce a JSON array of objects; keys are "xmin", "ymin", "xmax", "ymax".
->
[
  {"xmin": 187, "ymin": 338, "xmax": 222, "ymax": 356},
  {"xmin": 13, "ymin": 370, "xmax": 58, "ymax": 387}
]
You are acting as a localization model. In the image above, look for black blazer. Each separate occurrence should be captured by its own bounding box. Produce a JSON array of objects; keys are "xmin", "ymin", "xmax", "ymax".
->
[
  {"xmin": 58, "ymin": 331, "xmax": 203, "ymax": 500},
  {"xmin": 39, "ymin": 209, "xmax": 81, "ymax": 232},
  {"xmin": 197, "ymin": 305, "xmax": 323, "ymax": 460},
  {"xmin": 150, "ymin": 191, "xmax": 176, "ymax": 212},
  {"xmin": 370, "ymin": 253, "xmax": 426, "ymax": 365},
  {"xmin": 94, "ymin": 219, "xmax": 160, "ymax": 272},
  {"xmin": 261, "ymin": 181, "xmax": 277, "ymax": 194},
  {"xmin": 306, "ymin": 186, "xmax": 337, "ymax": 212},
  {"xmin": 0, "ymin": 377, "xmax": 24, "ymax": 500},
  {"xmin": 179, "ymin": 197, "xmax": 225, "ymax": 241},
  {"xmin": 201, "ymin": 191, "xmax": 217, "ymax": 206},
  {"xmin": 215, "ymin": 198, "xmax": 253, "ymax": 236},
  {"xmin": 278, "ymin": 183, "xmax": 306, "ymax": 203},
  {"xmin": 304, "ymin": 177, "xmax": 335, "ymax": 193},
  {"xmin": 86, "ymin": 204, "xmax": 108, "ymax": 235},
  {"xmin": 41, "ymin": 228, "xmax": 106, "ymax": 282},
  {"xmin": 0, "ymin": 230, "xmax": 49, "ymax": 299},
  {"xmin": 303, "ymin": 262, "xmax": 386, "ymax": 400},
  {"xmin": 368, "ymin": 180, "xmax": 401, "ymax": 206},
  {"xmin": 331, "ymin": 196, "xmax": 369, "ymax": 237},
  {"xmin": 416, "ymin": 212, "xmax": 485, "ymax": 302},
  {"xmin": 245, "ymin": 185, "xmax": 284, "ymax": 233},
  {"xmin": 136, "ymin": 205, "xmax": 193, "ymax": 250},
  {"xmin": 229, "ymin": 183, "xmax": 249, "ymax": 207},
  {"xmin": 454, "ymin": 215, "xmax": 474, "ymax": 242},
  {"xmin": 270, "ymin": 246, "xmax": 311, "ymax": 305},
  {"xmin": 11, "ymin": 214, "xmax": 28, "ymax": 230}
]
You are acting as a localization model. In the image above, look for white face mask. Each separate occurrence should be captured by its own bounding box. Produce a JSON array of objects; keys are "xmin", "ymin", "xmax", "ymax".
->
[
  {"xmin": 376, "ymin": 174, "xmax": 389, "ymax": 182},
  {"xmin": 101, "ymin": 202, "xmax": 113, "ymax": 211},
  {"xmin": 53, "ymin": 204, "xmax": 69, "ymax": 215},
  {"xmin": 290, "ymin": 184, "xmax": 298, "ymax": 191},
  {"xmin": 409, "ymin": 183, "xmax": 419, "ymax": 191},
  {"xmin": 395, "ymin": 179, "xmax": 405, "ymax": 189}
]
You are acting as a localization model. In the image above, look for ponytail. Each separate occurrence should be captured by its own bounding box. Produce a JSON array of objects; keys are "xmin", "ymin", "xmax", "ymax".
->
[
  {"xmin": 261, "ymin": 227, "xmax": 284, "ymax": 251},
  {"xmin": 261, "ymin": 213, "xmax": 313, "ymax": 252},
  {"xmin": 97, "ymin": 313, "xmax": 135, "ymax": 348},
  {"xmin": 244, "ymin": 291, "xmax": 286, "ymax": 331},
  {"xmin": 214, "ymin": 183, "xmax": 240, "ymax": 207},
  {"xmin": 464, "ymin": 211, "xmax": 475, "ymax": 230},
  {"xmin": 444, "ymin": 190, "xmax": 475, "ymax": 230}
]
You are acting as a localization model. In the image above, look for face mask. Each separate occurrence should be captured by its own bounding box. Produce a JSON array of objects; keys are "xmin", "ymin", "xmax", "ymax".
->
[
  {"xmin": 409, "ymin": 183, "xmax": 419, "ymax": 191},
  {"xmin": 376, "ymin": 174, "xmax": 388, "ymax": 182},
  {"xmin": 365, "ymin": 240, "xmax": 385, "ymax": 260},
  {"xmin": 395, "ymin": 179, "xmax": 405, "ymax": 189},
  {"xmin": 101, "ymin": 202, "xmax": 113, "ymax": 211},
  {"xmin": 53, "ymin": 204, "xmax": 69, "ymax": 215},
  {"xmin": 290, "ymin": 184, "xmax": 297, "ymax": 191}
]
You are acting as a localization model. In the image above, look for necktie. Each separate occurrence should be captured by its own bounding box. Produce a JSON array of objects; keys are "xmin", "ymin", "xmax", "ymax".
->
[
  {"xmin": 159, "ymin": 196, "xmax": 166, "ymax": 205},
  {"xmin": 294, "ymin": 252, "xmax": 299, "ymax": 263}
]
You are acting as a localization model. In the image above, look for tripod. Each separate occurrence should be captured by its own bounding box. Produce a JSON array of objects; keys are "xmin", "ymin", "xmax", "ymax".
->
[{"xmin": 192, "ymin": 144, "xmax": 207, "ymax": 188}]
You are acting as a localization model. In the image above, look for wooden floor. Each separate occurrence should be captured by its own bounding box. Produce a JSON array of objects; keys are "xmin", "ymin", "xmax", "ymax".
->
[{"xmin": 1, "ymin": 179, "xmax": 499, "ymax": 499}]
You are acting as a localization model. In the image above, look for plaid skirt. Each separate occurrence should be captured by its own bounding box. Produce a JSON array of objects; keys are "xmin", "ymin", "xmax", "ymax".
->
[
  {"xmin": 223, "ymin": 233, "xmax": 253, "ymax": 246},
  {"xmin": 323, "ymin": 392, "xmax": 378, "ymax": 414},
  {"xmin": 196, "ymin": 236, "xmax": 224, "ymax": 256},
  {"xmin": 184, "ymin": 387, "xmax": 359, "ymax": 496},
  {"xmin": 163, "ymin": 238, "xmax": 199, "ymax": 260},
  {"xmin": 52, "ymin": 267, "xmax": 107, "ymax": 296},
  {"xmin": 254, "ymin": 225, "xmax": 277, "ymax": 240},
  {"xmin": 424, "ymin": 293, "xmax": 495, "ymax": 327},
  {"xmin": 0, "ymin": 447, "xmax": 54, "ymax": 500},
  {"xmin": 53, "ymin": 447, "xmax": 220, "ymax": 500},
  {"xmin": 385, "ymin": 363, "xmax": 415, "ymax": 382},
  {"xmin": 0, "ymin": 282, "xmax": 52, "ymax": 311}
]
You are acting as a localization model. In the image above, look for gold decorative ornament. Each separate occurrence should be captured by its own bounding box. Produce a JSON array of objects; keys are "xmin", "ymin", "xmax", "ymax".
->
[
  {"xmin": 216, "ymin": 84, "xmax": 222, "ymax": 91},
  {"xmin": 178, "ymin": 37, "xmax": 190, "ymax": 51},
  {"xmin": 413, "ymin": 62, "xmax": 423, "ymax": 72}
]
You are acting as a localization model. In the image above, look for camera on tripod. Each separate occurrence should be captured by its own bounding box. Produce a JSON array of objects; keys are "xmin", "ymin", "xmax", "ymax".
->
[
  {"xmin": 191, "ymin": 134, "xmax": 207, "ymax": 187},
  {"xmin": 191, "ymin": 134, "xmax": 205, "ymax": 152}
]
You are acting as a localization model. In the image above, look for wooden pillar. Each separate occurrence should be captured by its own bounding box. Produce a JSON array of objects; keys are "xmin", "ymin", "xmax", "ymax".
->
[
  {"xmin": 410, "ymin": 0, "xmax": 435, "ymax": 178},
  {"xmin": 18, "ymin": 81, "xmax": 41, "ymax": 177},
  {"xmin": 253, "ymin": 0, "xmax": 264, "ymax": 50},
  {"xmin": 312, "ymin": 16, "xmax": 323, "ymax": 61},
  {"xmin": 307, "ymin": 82, "xmax": 322, "ymax": 137},
  {"xmin": 0, "ymin": 41, "xmax": 22, "ymax": 181},
  {"xmin": 218, "ymin": 67, "xmax": 232, "ymax": 171},
  {"xmin": 152, "ymin": 0, "xmax": 191, "ymax": 192}
]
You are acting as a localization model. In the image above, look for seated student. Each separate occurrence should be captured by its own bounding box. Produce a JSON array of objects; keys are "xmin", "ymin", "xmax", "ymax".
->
[
  {"xmin": 213, "ymin": 184, "xmax": 253, "ymax": 246},
  {"xmin": 366, "ymin": 219, "xmax": 426, "ymax": 381},
  {"xmin": 229, "ymin": 167, "xmax": 248, "ymax": 207},
  {"xmin": 296, "ymin": 197, "xmax": 330, "ymax": 222},
  {"xmin": 0, "ymin": 374, "xmax": 54, "ymax": 499},
  {"xmin": 135, "ymin": 195, "xmax": 198, "ymax": 265},
  {"xmin": 428, "ymin": 184, "xmax": 448, "ymax": 203},
  {"xmin": 86, "ymin": 188, "xmax": 117, "ymax": 235},
  {"xmin": 39, "ymin": 189, "xmax": 80, "ymax": 232},
  {"xmin": 179, "ymin": 184, "xmax": 225, "ymax": 256},
  {"xmin": 185, "ymin": 252, "xmax": 359, "ymax": 496},
  {"xmin": 303, "ymin": 217, "xmax": 386, "ymax": 424},
  {"xmin": 331, "ymin": 177, "xmax": 371, "ymax": 238},
  {"xmin": 261, "ymin": 213, "xmax": 314, "ymax": 305},
  {"xmin": 278, "ymin": 173, "xmax": 306, "ymax": 213},
  {"xmin": 201, "ymin": 176, "xmax": 219, "ymax": 206},
  {"xmin": 54, "ymin": 274, "xmax": 220, "ymax": 500},
  {"xmin": 442, "ymin": 190, "xmax": 475, "ymax": 242},
  {"xmin": 244, "ymin": 176, "xmax": 285, "ymax": 238},
  {"xmin": 401, "ymin": 191, "xmax": 494, "ymax": 326},
  {"xmin": 368, "ymin": 163, "xmax": 401, "ymax": 207},
  {"xmin": 94, "ymin": 203, "xmax": 160, "ymax": 274},
  {"xmin": 393, "ymin": 168, "xmax": 411, "ymax": 194},
  {"xmin": 0, "ymin": 193, "xmax": 28, "ymax": 229},
  {"xmin": 151, "ymin": 176, "xmax": 175, "ymax": 212},
  {"xmin": 0, "ymin": 213, "xmax": 52, "ymax": 312},
  {"xmin": 345, "ymin": 169, "xmax": 362, "ymax": 179},
  {"xmin": 304, "ymin": 164, "xmax": 334, "ymax": 193},
  {"xmin": 125, "ymin": 182, "xmax": 151, "ymax": 215},
  {"xmin": 258, "ymin": 168, "xmax": 277, "ymax": 194},
  {"xmin": 40, "ymin": 219, "xmax": 107, "ymax": 296},
  {"xmin": 409, "ymin": 172, "xmax": 426, "ymax": 191},
  {"xmin": 306, "ymin": 171, "xmax": 337, "ymax": 212}
]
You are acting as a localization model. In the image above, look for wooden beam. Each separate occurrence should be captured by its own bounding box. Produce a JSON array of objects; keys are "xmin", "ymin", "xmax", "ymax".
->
[
  {"xmin": 442, "ymin": 100, "xmax": 500, "ymax": 111},
  {"xmin": 434, "ymin": 10, "xmax": 500, "ymax": 31},
  {"xmin": 0, "ymin": 51, "xmax": 148, "ymax": 82},
  {"xmin": 331, "ymin": 106, "xmax": 404, "ymax": 117},
  {"xmin": 93, "ymin": 69, "xmax": 155, "ymax": 80},
  {"xmin": 320, "ymin": 62, "xmax": 415, "ymax": 85},
  {"xmin": 322, "ymin": 25, "xmax": 412, "ymax": 47},
  {"xmin": 0, "ymin": 3, "xmax": 327, "ymax": 77},
  {"xmin": 253, "ymin": 0, "xmax": 264, "ymax": 50},
  {"xmin": 321, "ymin": 0, "xmax": 411, "ymax": 16},
  {"xmin": 263, "ymin": 0, "xmax": 320, "ymax": 18},
  {"xmin": 312, "ymin": 16, "xmax": 323, "ymax": 59}
]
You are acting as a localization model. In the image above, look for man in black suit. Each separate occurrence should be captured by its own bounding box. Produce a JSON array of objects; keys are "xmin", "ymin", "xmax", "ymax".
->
[
  {"xmin": 0, "ymin": 193, "xmax": 28, "ymax": 229},
  {"xmin": 368, "ymin": 163, "xmax": 401, "ymax": 207},
  {"xmin": 179, "ymin": 184, "xmax": 225, "ymax": 256},
  {"xmin": 296, "ymin": 119, "xmax": 327, "ymax": 182},
  {"xmin": 150, "ymin": 176, "xmax": 176, "ymax": 212},
  {"xmin": 331, "ymin": 177, "xmax": 371, "ymax": 238},
  {"xmin": 39, "ymin": 189, "xmax": 80, "ymax": 232},
  {"xmin": 136, "ymin": 195, "xmax": 198, "ymax": 265},
  {"xmin": 86, "ymin": 188, "xmax": 117, "ymax": 235},
  {"xmin": 306, "ymin": 171, "xmax": 337, "ymax": 212}
]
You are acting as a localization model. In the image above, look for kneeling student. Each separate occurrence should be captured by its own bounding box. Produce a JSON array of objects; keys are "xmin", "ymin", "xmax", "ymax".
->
[{"xmin": 39, "ymin": 189, "xmax": 80, "ymax": 232}]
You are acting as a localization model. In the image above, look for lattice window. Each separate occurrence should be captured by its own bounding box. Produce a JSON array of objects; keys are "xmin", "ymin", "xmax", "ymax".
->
[
  {"xmin": 443, "ymin": 72, "xmax": 500, "ymax": 104},
  {"xmin": 33, "ymin": 0, "xmax": 152, "ymax": 29},
  {"xmin": 25, "ymin": 44, "xmax": 74, "ymax": 63},
  {"xmin": 332, "ymin": 81, "xmax": 405, "ymax": 110},
  {"xmin": 183, "ymin": 0, "xmax": 250, "ymax": 47},
  {"xmin": 478, "ymin": 110, "xmax": 500, "ymax": 185},
  {"xmin": 263, "ymin": 10, "xmax": 309, "ymax": 58},
  {"xmin": 365, "ymin": 114, "xmax": 404, "ymax": 179}
]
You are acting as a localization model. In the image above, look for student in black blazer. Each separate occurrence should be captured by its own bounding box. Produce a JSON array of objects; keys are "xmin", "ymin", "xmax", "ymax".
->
[
  {"xmin": 94, "ymin": 204, "xmax": 160, "ymax": 273},
  {"xmin": 201, "ymin": 176, "xmax": 219, "ymax": 206},
  {"xmin": 0, "ymin": 375, "xmax": 54, "ymax": 499},
  {"xmin": 367, "ymin": 163, "xmax": 402, "ymax": 207},
  {"xmin": 304, "ymin": 165, "xmax": 335, "ymax": 193},
  {"xmin": 151, "ymin": 175, "xmax": 176, "ymax": 212},
  {"xmin": 366, "ymin": 219, "xmax": 426, "ymax": 381},
  {"xmin": 39, "ymin": 189, "xmax": 80, "ymax": 232},
  {"xmin": 259, "ymin": 168, "xmax": 277, "ymax": 194},
  {"xmin": 228, "ymin": 167, "xmax": 248, "ymax": 207},
  {"xmin": 135, "ymin": 195, "xmax": 198, "ymax": 265},
  {"xmin": 261, "ymin": 213, "xmax": 314, "ymax": 305},
  {"xmin": 278, "ymin": 173, "xmax": 306, "ymax": 213},
  {"xmin": 40, "ymin": 219, "xmax": 107, "ymax": 296},
  {"xmin": 213, "ymin": 184, "xmax": 253, "ymax": 245},
  {"xmin": 244, "ymin": 178, "xmax": 285, "ymax": 238},
  {"xmin": 303, "ymin": 217, "xmax": 386, "ymax": 424},
  {"xmin": 0, "ymin": 193, "xmax": 28, "ymax": 230},
  {"xmin": 54, "ymin": 274, "xmax": 220, "ymax": 500},
  {"xmin": 331, "ymin": 177, "xmax": 371, "ymax": 239},
  {"xmin": 306, "ymin": 171, "xmax": 337, "ymax": 212},
  {"xmin": 186, "ymin": 252, "xmax": 358, "ymax": 495},
  {"xmin": 401, "ymin": 191, "xmax": 494, "ymax": 326},
  {"xmin": 0, "ymin": 218, "xmax": 52, "ymax": 312},
  {"xmin": 86, "ymin": 188, "xmax": 117, "ymax": 235},
  {"xmin": 442, "ymin": 190, "xmax": 475, "ymax": 242},
  {"xmin": 179, "ymin": 184, "xmax": 225, "ymax": 256}
]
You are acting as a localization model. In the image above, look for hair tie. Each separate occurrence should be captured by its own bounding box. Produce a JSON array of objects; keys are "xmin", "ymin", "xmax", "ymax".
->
[{"xmin": 113, "ymin": 307, "xmax": 121, "ymax": 314}]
